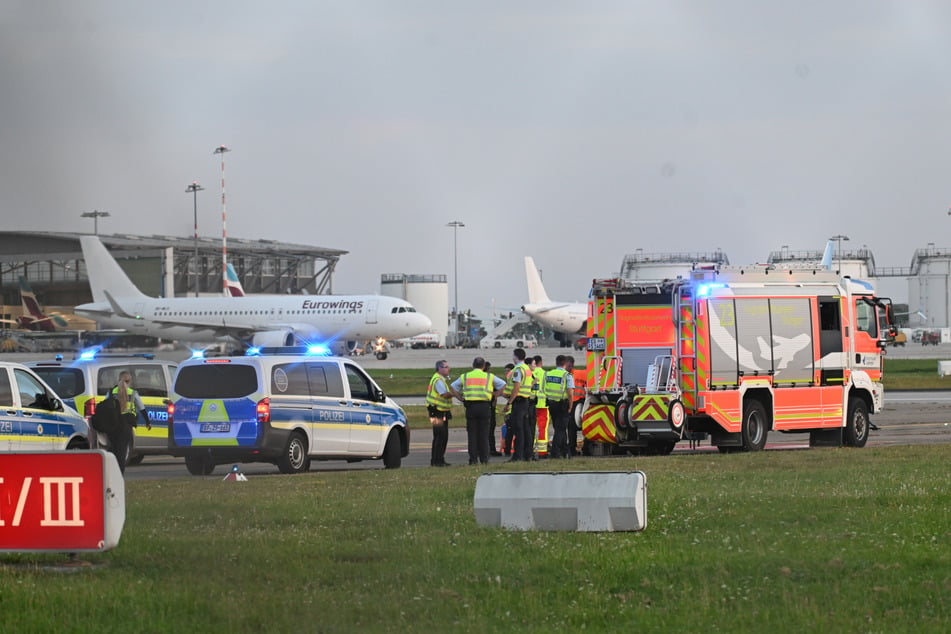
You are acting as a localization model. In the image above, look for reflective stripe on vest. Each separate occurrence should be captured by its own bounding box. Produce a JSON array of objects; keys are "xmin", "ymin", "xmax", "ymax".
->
[
  {"xmin": 543, "ymin": 368, "xmax": 569, "ymax": 401},
  {"xmin": 461, "ymin": 370, "xmax": 492, "ymax": 401},
  {"xmin": 514, "ymin": 362, "xmax": 533, "ymax": 398},
  {"xmin": 502, "ymin": 370, "xmax": 514, "ymax": 398},
  {"xmin": 426, "ymin": 373, "xmax": 452, "ymax": 411}
]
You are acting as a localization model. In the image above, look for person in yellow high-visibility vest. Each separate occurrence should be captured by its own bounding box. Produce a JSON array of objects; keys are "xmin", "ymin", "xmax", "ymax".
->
[
  {"xmin": 426, "ymin": 360, "xmax": 458, "ymax": 467},
  {"xmin": 500, "ymin": 363, "xmax": 516, "ymax": 455},
  {"xmin": 532, "ymin": 355, "xmax": 549, "ymax": 458},
  {"xmin": 452, "ymin": 357, "xmax": 505, "ymax": 465},
  {"xmin": 545, "ymin": 354, "xmax": 575, "ymax": 459},
  {"xmin": 108, "ymin": 370, "xmax": 150, "ymax": 473},
  {"xmin": 503, "ymin": 348, "xmax": 534, "ymax": 462}
]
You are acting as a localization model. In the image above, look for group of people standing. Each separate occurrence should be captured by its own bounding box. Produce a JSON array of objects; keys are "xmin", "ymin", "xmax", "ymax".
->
[{"xmin": 426, "ymin": 348, "xmax": 576, "ymax": 467}]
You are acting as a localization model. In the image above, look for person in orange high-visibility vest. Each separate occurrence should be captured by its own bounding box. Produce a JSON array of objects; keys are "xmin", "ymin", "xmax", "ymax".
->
[{"xmin": 452, "ymin": 357, "xmax": 505, "ymax": 465}]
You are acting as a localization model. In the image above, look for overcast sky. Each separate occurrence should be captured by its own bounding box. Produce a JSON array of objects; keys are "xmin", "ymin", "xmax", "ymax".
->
[{"xmin": 3, "ymin": 1, "xmax": 950, "ymax": 314}]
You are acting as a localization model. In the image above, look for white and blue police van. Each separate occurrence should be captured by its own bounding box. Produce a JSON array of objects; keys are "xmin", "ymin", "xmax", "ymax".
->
[
  {"xmin": 27, "ymin": 350, "xmax": 178, "ymax": 465},
  {"xmin": 167, "ymin": 346, "xmax": 410, "ymax": 475},
  {"xmin": 0, "ymin": 361, "xmax": 89, "ymax": 451}
]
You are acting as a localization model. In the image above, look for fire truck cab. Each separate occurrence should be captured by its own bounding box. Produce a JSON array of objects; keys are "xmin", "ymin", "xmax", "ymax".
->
[{"xmin": 581, "ymin": 265, "xmax": 894, "ymax": 455}]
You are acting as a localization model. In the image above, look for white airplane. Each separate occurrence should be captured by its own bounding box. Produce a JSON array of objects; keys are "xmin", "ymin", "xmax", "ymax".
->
[
  {"xmin": 520, "ymin": 256, "xmax": 587, "ymax": 338},
  {"xmin": 74, "ymin": 236, "xmax": 432, "ymax": 354}
]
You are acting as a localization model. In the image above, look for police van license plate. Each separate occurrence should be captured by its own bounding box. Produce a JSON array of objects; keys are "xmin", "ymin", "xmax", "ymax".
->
[{"xmin": 200, "ymin": 423, "xmax": 231, "ymax": 433}]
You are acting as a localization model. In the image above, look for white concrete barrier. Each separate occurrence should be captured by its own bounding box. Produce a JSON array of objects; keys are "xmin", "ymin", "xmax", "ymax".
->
[
  {"xmin": 473, "ymin": 471, "xmax": 647, "ymax": 532},
  {"xmin": 938, "ymin": 361, "xmax": 951, "ymax": 377}
]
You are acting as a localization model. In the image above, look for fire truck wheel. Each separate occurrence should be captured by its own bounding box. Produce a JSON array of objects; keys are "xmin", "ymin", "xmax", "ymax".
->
[
  {"xmin": 844, "ymin": 397, "xmax": 870, "ymax": 448},
  {"xmin": 615, "ymin": 400, "xmax": 630, "ymax": 429},
  {"xmin": 741, "ymin": 400, "xmax": 769, "ymax": 451},
  {"xmin": 572, "ymin": 402, "xmax": 583, "ymax": 430}
]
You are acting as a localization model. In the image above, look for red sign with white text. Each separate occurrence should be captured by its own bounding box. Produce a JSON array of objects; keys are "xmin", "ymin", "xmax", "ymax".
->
[{"xmin": 0, "ymin": 452, "xmax": 123, "ymax": 552}]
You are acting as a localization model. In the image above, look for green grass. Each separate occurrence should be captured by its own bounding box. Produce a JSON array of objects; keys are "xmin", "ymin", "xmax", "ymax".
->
[
  {"xmin": 884, "ymin": 358, "xmax": 951, "ymax": 390},
  {"xmin": 2, "ymin": 445, "xmax": 948, "ymax": 632}
]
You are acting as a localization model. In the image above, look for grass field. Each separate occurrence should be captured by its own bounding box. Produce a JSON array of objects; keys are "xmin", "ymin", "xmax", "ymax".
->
[{"xmin": 2, "ymin": 445, "xmax": 949, "ymax": 632}]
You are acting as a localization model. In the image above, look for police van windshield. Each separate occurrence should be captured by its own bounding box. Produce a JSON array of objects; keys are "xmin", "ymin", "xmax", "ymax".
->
[{"xmin": 175, "ymin": 365, "xmax": 258, "ymax": 399}]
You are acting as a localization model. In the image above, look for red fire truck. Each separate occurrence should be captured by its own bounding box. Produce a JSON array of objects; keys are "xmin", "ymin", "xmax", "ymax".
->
[{"xmin": 581, "ymin": 265, "xmax": 894, "ymax": 455}]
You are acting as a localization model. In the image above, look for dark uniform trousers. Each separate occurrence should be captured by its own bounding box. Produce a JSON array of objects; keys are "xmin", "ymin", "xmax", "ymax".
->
[
  {"xmin": 429, "ymin": 407, "xmax": 451, "ymax": 466},
  {"xmin": 464, "ymin": 400, "xmax": 492, "ymax": 464},
  {"xmin": 547, "ymin": 399, "xmax": 570, "ymax": 458},
  {"xmin": 510, "ymin": 396, "xmax": 533, "ymax": 461}
]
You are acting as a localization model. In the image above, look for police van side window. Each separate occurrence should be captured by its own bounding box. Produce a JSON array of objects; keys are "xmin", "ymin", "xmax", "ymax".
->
[
  {"xmin": 273, "ymin": 364, "xmax": 310, "ymax": 396},
  {"xmin": 14, "ymin": 369, "xmax": 50, "ymax": 409},
  {"xmin": 97, "ymin": 367, "xmax": 123, "ymax": 396},
  {"xmin": 0, "ymin": 370, "xmax": 13, "ymax": 407},
  {"xmin": 306, "ymin": 362, "xmax": 345, "ymax": 398},
  {"xmin": 344, "ymin": 364, "xmax": 373, "ymax": 401}
]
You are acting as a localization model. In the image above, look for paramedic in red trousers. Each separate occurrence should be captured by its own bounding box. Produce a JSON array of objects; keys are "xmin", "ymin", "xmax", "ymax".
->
[
  {"xmin": 452, "ymin": 357, "xmax": 505, "ymax": 465},
  {"xmin": 504, "ymin": 348, "xmax": 535, "ymax": 462},
  {"xmin": 426, "ymin": 360, "xmax": 458, "ymax": 467},
  {"xmin": 545, "ymin": 354, "xmax": 575, "ymax": 459}
]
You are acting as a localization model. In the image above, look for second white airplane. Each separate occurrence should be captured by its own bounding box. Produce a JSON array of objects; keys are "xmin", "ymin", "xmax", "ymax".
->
[
  {"xmin": 74, "ymin": 236, "xmax": 432, "ymax": 354},
  {"xmin": 521, "ymin": 256, "xmax": 587, "ymax": 338}
]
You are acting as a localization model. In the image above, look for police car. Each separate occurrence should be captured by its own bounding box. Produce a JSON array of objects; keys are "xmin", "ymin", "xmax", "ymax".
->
[
  {"xmin": 0, "ymin": 361, "xmax": 89, "ymax": 451},
  {"xmin": 168, "ymin": 346, "xmax": 410, "ymax": 475},
  {"xmin": 27, "ymin": 350, "xmax": 178, "ymax": 465}
]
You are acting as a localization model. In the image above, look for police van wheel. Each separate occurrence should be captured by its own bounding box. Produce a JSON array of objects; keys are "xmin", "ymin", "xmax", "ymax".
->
[
  {"xmin": 278, "ymin": 432, "xmax": 310, "ymax": 474},
  {"xmin": 185, "ymin": 455, "xmax": 215, "ymax": 476},
  {"xmin": 382, "ymin": 431, "xmax": 401, "ymax": 469}
]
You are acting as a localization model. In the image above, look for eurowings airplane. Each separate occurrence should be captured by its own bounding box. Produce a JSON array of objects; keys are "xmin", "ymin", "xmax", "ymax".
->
[
  {"xmin": 520, "ymin": 256, "xmax": 587, "ymax": 336},
  {"xmin": 74, "ymin": 236, "xmax": 432, "ymax": 353},
  {"xmin": 17, "ymin": 276, "xmax": 70, "ymax": 331}
]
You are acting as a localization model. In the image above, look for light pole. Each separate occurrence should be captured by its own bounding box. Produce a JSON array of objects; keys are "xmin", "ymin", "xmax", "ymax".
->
[
  {"xmin": 829, "ymin": 234, "xmax": 849, "ymax": 272},
  {"xmin": 185, "ymin": 181, "xmax": 204, "ymax": 297},
  {"xmin": 446, "ymin": 220, "xmax": 465, "ymax": 346},
  {"xmin": 214, "ymin": 145, "xmax": 231, "ymax": 293},
  {"xmin": 81, "ymin": 210, "xmax": 110, "ymax": 235}
]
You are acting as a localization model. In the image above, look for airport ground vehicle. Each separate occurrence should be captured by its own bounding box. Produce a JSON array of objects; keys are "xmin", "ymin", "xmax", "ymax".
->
[
  {"xmin": 167, "ymin": 347, "xmax": 410, "ymax": 475},
  {"xmin": 580, "ymin": 265, "xmax": 894, "ymax": 455},
  {"xmin": 478, "ymin": 335, "xmax": 538, "ymax": 350},
  {"xmin": 27, "ymin": 351, "xmax": 178, "ymax": 465},
  {"xmin": 0, "ymin": 361, "xmax": 89, "ymax": 451}
]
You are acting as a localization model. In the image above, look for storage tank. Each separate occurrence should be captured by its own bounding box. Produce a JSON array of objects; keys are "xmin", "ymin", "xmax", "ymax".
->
[
  {"xmin": 380, "ymin": 274, "xmax": 448, "ymax": 346},
  {"xmin": 907, "ymin": 247, "xmax": 951, "ymax": 329},
  {"xmin": 619, "ymin": 250, "xmax": 730, "ymax": 281}
]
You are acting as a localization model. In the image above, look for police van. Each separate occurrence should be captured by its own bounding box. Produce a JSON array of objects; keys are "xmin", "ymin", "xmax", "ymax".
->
[
  {"xmin": 27, "ymin": 351, "xmax": 178, "ymax": 465},
  {"xmin": 0, "ymin": 361, "xmax": 89, "ymax": 451},
  {"xmin": 168, "ymin": 346, "xmax": 410, "ymax": 475}
]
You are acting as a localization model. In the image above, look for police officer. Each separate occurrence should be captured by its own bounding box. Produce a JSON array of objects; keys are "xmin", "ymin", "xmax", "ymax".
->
[
  {"xmin": 452, "ymin": 357, "xmax": 505, "ymax": 465},
  {"xmin": 532, "ymin": 355, "xmax": 548, "ymax": 458},
  {"xmin": 544, "ymin": 355, "xmax": 575, "ymax": 459},
  {"xmin": 504, "ymin": 348, "xmax": 535, "ymax": 462},
  {"xmin": 565, "ymin": 355, "xmax": 581, "ymax": 456},
  {"xmin": 426, "ymin": 360, "xmax": 456, "ymax": 467},
  {"xmin": 485, "ymin": 361, "xmax": 503, "ymax": 456},
  {"xmin": 108, "ymin": 370, "xmax": 150, "ymax": 474},
  {"xmin": 500, "ymin": 363, "xmax": 516, "ymax": 455}
]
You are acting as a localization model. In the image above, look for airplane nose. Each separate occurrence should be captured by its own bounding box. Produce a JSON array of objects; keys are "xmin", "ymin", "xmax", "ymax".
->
[{"xmin": 417, "ymin": 312, "xmax": 432, "ymax": 331}]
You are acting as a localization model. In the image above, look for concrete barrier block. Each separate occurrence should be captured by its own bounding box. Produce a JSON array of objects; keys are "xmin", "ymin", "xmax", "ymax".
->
[{"xmin": 473, "ymin": 471, "xmax": 647, "ymax": 532}]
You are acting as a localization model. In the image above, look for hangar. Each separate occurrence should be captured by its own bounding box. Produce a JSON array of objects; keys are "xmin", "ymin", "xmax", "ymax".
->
[{"xmin": 0, "ymin": 231, "xmax": 347, "ymax": 322}]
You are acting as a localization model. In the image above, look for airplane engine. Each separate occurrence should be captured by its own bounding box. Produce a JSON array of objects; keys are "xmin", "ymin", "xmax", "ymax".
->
[
  {"xmin": 250, "ymin": 330, "xmax": 298, "ymax": 347},
  {"xmin": 328, "ymin": 340, "xmax": 359, "ymax": 356}
]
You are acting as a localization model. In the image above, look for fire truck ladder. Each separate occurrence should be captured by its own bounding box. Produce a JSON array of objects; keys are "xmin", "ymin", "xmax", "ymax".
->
[{"xmin": 674, "ymin": 282, "xmax": 699, "ymax": 421}]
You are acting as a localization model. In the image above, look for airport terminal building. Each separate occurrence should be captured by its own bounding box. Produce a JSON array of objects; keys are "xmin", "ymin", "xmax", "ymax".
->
[{"xmin": 0, "ymin": 231, "xmax": 347, "ymax": 326}]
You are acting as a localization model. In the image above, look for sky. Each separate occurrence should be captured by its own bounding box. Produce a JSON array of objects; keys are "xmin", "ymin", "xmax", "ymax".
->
[{"xmin": 3, "ymin": 1, "xmax": 951, "ymax": 315}]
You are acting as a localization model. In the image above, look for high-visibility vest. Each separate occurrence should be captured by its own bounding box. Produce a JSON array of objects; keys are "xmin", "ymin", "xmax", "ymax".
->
[
  {"xmin": 426, "ymin": 373, "xmax": 452, "ymax": 411},
  {"xmin": 110, "ymin": 386, "xmax": 137, "ymax": 415},
  {"xmin": 543, "ymin": 367, "xmax": 569, "ymax": 401},
  {"xmin": 533, "ymin": 367, "xmax": 546, "ymax": 407},
  {"xmin": 461, "ymin": 369, "xmax": 492, "ymax": 401},
  {"xmin": 513, "ymin": 362, "xmax": 533, "ymax": 398}
]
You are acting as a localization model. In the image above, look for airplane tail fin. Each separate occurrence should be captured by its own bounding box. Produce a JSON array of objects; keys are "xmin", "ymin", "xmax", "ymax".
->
[
  {"xmin": 18, "ymin": 276, "xmax": 44, "ymax": 318},
  {"xmin": 524, "ymin": 256, "xmax": 551, "ymax": 304},
  {"xmin": 820, "ymin": 241, "xmax": 834, "ymax": 270},
  {"xmin": 224, "ymin": 263, "xmax": 245, "ymax": 297},
  {"xmin": 79, "ymin": 236, "xmax": 148, "ymax": 302}
]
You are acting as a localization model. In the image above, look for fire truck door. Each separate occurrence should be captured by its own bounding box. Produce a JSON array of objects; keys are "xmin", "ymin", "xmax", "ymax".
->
[{"xmin": 852, "ymin": 298, "xmax": 884, "ymax": 381}]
